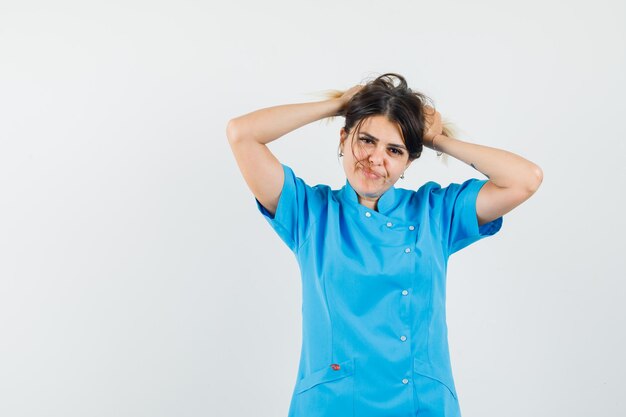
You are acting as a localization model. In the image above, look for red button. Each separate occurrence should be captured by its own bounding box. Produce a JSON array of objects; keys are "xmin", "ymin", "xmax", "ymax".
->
[{"xmin": 330, "ymin": 363, "xmax": 341, "ymax": 371}]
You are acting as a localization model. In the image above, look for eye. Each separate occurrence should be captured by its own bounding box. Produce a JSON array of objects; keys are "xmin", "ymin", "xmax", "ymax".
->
[
  {"xmin": 389, "ymin": 148, "xmax": 403, "ymax": 156},
  {"xmin": 359, "ymin": 137, "xmax": 374, "ymax": 144}
]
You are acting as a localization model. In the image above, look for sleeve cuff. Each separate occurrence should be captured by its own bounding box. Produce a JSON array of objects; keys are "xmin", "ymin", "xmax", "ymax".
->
[
  {"xmin": 254, "ymin": 163, "xmax": 298, "ymax": 251},
  {"xmin": 450, "ymin": 179, "xmax": 503, "ymax": 254}
]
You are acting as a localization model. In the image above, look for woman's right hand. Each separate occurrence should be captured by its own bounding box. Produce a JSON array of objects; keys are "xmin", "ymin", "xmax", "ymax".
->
[
  {"xmin": 333, "ymin": 84, "xmax": 365, "ymax": 116},
  {"xmin": 333, "ymin": 84, "xmax": 364, "ymax": 115},
  {"xmin": 339, "ymin": 84, "xmax": 364, "ymax": 104}
]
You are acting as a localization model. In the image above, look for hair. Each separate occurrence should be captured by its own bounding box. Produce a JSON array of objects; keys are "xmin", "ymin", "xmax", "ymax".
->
[{"xmin": 314, "ymin": 72, "xmax": 455, "ymax": 165}]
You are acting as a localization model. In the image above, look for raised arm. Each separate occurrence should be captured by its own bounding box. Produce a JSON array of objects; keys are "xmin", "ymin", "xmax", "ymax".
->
[
  {"xmin": 422, "ymin": 109, "xmax": 543, "ymax": 226},
  {"xmin": 226, "ymin": 86, "xmax": 362, "ymax": 216}
]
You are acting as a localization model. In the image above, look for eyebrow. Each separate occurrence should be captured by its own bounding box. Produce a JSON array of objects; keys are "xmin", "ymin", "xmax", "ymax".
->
[{"xmin": 359, "ymin": 132, "xmax": 407, "ymax": 151}]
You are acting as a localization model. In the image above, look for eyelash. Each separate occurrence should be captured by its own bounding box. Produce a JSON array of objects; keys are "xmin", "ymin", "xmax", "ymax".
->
[{"xmin": 359, "ymin": 137, "xmax": 404, "ymax": 155}]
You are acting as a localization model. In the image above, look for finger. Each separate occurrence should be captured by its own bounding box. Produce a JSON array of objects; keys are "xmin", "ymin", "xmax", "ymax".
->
[{"xmin": 423, "ymin": 105, "xmax": 436, "ymax": 115}]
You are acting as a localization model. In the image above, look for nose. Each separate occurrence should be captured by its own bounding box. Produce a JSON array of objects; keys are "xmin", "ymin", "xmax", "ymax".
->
[{"xmin": 368, "ymin": 145, "xmax": 385, "ymax": 166}]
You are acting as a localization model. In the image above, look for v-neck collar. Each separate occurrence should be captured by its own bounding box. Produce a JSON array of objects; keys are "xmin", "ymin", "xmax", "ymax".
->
[{"xmin": 341, "ymin": 177, "xmax": 397, "ymax": 216}]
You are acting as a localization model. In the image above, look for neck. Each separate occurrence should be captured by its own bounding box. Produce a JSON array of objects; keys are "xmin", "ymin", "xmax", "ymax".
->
[{"xmin": 359, "ymin": 197, "xmax": 379, "ymax": 211}]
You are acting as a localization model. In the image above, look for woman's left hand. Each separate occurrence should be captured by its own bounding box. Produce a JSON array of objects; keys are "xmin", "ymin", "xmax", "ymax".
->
[{"xmin": 422, "ymin": 106, "xmax": 443, "ymax": 149}]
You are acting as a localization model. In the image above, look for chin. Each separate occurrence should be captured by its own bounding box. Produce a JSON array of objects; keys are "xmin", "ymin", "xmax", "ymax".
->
[{"xmin": 359, "ymin": 180, "xmax": 386, "ymax": 195}]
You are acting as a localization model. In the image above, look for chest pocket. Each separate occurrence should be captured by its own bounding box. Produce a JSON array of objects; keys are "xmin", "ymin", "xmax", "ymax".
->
[
  {"xmin": 293, "ymin": 358, "xmax": 355, "ymax": 417},
  {"xmin": 323, "ymin": 215, "xmax": 420, "ymax": 274}
]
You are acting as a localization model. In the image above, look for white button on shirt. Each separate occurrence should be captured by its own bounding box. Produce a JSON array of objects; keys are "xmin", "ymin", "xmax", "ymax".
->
[
  {"xmin": 365, "ymin": 212, "xmax": 371, "ymax": 217},
  {"xmin": 402, "ymin": 290, "xmax": 409, "ymax": 296}
]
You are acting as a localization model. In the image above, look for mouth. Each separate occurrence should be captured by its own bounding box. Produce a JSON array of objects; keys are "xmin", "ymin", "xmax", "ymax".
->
[{"xmin": 361, "ymin": 167, "xmax": 383, "ymax": 179}]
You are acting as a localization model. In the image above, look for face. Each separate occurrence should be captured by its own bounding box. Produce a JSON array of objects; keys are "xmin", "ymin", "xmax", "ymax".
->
[{"xmin": 340, "ymin": 115, "xmax": 412, "ymax": 208}]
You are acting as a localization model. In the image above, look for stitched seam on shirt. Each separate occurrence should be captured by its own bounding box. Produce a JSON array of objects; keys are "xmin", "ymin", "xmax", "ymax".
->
[
  {"xmin": 429, "ymin": 199, "xmax": 447, "ymax": 258},
  {"xmin": 425, "ymin": 256, "xmax": 435, "ymax": 366},
  {"xmin": 320, "ymin": 262, "xmax": 334, "ymax": 365},
  {"xmin": 295, "ymin": 216, "xmax": 318, "ymax": 254},
  {"xmin": 268, "ymin": 219, "xmax": 296, "ymax": 252}
]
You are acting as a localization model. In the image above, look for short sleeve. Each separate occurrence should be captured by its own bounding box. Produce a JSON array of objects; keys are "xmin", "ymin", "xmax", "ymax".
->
[
  {"xmin": 431, "ymin": 178, "xmax": 503, "ymax": 255},
  {"xmin": 255, "ymin": 163, "xmax": 320, "ymax": 253}
]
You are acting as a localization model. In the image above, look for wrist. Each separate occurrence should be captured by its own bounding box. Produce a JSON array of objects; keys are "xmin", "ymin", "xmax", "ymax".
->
[
  {"xmin": 327, "ymin": 98, "xmax": 346, "ymax": 117},
  {"xmin": 432, "ymin": 134, "xmax": 450, "ymax": 154}
]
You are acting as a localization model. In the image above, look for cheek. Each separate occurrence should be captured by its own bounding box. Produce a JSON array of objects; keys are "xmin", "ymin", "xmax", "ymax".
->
[{"xmin": 353, "ymin": 143, "xmax": 369, "ymax": 161}]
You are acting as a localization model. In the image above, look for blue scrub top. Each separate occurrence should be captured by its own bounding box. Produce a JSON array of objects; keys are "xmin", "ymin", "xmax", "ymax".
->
[{"xmin": 255, "ymin": 163, "xmax": 503, "ymax": 417}]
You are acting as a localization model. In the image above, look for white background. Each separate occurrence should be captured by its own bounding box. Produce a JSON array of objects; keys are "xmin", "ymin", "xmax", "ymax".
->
[{"xmin": 1, "ymin": 0, "xmax": 625, "ymax": 416}]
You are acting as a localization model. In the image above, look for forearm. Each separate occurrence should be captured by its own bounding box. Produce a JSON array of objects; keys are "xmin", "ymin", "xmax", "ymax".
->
[
  {"xmin": 227, "ymin": 99, "xmax": 343, "ymax": 145},
  {"xmin": 433, "ymin": 135, "xmax": 543, "ymax": 192}
]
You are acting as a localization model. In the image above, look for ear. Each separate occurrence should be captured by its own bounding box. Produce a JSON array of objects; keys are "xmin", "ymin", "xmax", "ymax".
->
[
  {"xmin": 339, "ymin": 128, "xmax": 347, "ymax": 148},
  {"xmin": 404, "ymin": 159, "xmax": 413, "ymax": 170}
]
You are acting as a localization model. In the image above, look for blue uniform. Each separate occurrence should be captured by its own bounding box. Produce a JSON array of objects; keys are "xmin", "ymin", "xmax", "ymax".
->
[{"xmin": 255, "ymin": 163, "xmax": 503, "ymax": 417}]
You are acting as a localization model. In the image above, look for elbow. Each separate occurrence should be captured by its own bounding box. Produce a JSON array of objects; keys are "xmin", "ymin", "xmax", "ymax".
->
[
  {"xmin": 525, "ymin": 164, "xmax": 544, "ymax": 194},
  {"xmin": 226, "ymin": 118, "xmax": 242, "ymax": 144}
]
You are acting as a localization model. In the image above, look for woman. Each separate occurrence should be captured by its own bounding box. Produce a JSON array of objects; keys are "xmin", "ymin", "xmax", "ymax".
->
[{"xmin": 226, "ymin": 73, "xmax": 543, "ymax": 417}]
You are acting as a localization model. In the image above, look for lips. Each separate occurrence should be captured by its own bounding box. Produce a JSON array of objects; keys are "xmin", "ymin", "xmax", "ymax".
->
[{"xmin": 361, "ymin": 167, "xmax": 383, "ymax": 179}]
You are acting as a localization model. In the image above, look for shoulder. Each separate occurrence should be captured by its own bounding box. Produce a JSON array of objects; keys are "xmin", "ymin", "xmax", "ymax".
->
[
  {"xmin": 397, "ymin": 178, "xmax": 488, "ymax": 212},
  {"xmin": 396, "ymin": 181, "xmax": 443, "ymax": 206},
  {"xmin": 280, "ymin": 163, "xmax": 333, "ymax": 203},
  {"xmin": 417, "ymin": 178, "xmax": 486, "ymax": 201}
]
